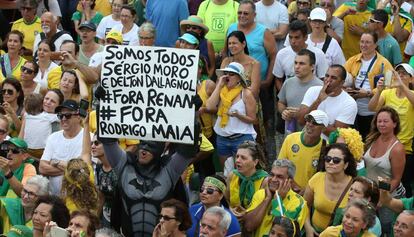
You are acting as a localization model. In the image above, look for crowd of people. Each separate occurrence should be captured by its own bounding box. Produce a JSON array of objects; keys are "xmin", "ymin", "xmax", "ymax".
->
[{"xmin": 0, "ymin": 0, "xmax": 414, "ymax": 236}]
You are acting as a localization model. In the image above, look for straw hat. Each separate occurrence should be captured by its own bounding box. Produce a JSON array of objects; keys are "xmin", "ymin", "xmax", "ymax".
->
[{"xmin": 180, "ymin": 15, "xmax": 209, "ymax": 34}]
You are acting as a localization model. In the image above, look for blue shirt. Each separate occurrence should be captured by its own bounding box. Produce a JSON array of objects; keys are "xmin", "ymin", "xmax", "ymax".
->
[
  {"xmin": 146, "ymin": 0, "xmax": 189, "ymax": 47},
  {"xmin": 187, "ymin": 203, "xmax": 241, "ymax": 237}
]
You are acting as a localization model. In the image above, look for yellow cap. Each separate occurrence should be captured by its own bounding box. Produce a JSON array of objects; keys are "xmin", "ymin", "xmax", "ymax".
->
[{"xmin": 106, "ymin": 29, "xmax": 123, "ymax": 44}]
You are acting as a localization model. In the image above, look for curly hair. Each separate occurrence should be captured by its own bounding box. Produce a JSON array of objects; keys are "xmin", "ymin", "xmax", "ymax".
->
[
  {"xmin": 330, "ymin": 128, "xmax": 364, "ymax": 162},
  {"xmin": 319, "ymin": 143, "xmax": 357, "ymax": 178},
  {"xmin": 61, "ymin": 159, "xmax": 98, "ymax": 213}
]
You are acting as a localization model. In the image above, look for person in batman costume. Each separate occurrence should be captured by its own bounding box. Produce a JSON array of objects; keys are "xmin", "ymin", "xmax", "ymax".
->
[{"xmin": 96, "ymin": 86, "xmax": 202, "ymax": 237}]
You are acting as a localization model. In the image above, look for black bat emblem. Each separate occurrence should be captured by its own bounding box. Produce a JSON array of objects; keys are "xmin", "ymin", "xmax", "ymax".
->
[{"xmin": 129, "ymin": 177, "xmax": 161, "ymax": 193}]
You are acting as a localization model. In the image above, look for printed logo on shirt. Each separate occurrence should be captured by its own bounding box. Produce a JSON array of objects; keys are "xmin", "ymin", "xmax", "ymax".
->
[
  {"xmin": 312, "ymin": 159, "xmax": 319, "ymax": 169},
  {"xmin": 291, "ymin": 144, "xmax": 300, "ymax": 153},
  {"xmin": 212, "ymin": 13, "xmax": 226, "ymax": 32}
]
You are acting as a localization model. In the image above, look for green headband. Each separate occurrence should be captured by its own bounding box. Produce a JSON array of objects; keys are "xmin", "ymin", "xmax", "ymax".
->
[{"xmin": 204, "ymin": 177, "xmax": 226, "ymax": 193}]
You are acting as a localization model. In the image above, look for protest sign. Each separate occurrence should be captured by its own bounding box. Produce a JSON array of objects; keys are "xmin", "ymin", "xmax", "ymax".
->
[{"xmin": 98, "ymin": 45, "xmax": 199, "ymax": 144}]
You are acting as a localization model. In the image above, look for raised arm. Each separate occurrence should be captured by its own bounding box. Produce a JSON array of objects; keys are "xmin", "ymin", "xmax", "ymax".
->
[{"xmin": 81, "ymin": 115, "xmax": 92, "ymax": 165}]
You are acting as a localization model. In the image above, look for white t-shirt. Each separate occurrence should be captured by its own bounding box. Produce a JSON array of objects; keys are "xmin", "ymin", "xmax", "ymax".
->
[
  {"xmin": 24, "ymin": 112, "xmax": 59, "ymax": 149},
  {"xmin": 33, "ymin": 61, "xmax": 58, "ymax": 88},
  {"xmin": 273, "ymin": 44, "xmax": 329, "ymax": 79},
  {"xmin": 96, "ymin": 15, "xmax": 121, "ymax": 40},
  {"xmin": 89, "ymin": 51, "xmax": 104, "ymax": 67},
  {"xmin": 301, "ymin": 86, "xmax": 357, "ymax": 125},
  {"xmin": 33, "ymin": 30, "xmax": 73, "ymax": 56},
  {"xmin": 255, "ymin": 1, "xmax": 288, "ymax": 31},
  {"xmin": 354, "ymin": 57, "xmax": 376, "ymax": 116},
  {"xmin": 36, "ymin": 0, "xmax": 62, "ymax": 17},
  {"xmin": 305, "ymin": 35, "xmax": 346, "ymax": 66},
  {"xmin": 41, "ymin": 128, "xmax": 84, "ymax": 195},
  {"xmin": 112, "ymin": 24, "xmax": 140, "ymax": 46}
]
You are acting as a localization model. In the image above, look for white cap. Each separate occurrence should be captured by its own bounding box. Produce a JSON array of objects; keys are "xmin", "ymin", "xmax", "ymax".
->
[
  {"xmin": 305, "ymin": 110, "xmax": 329, "ymax": 127},
  {"xmin": 395, "ymin": 63, "xmax": 414, "ymax": 77},
  {"xmin": 309, "ymin": 7, "xmax": 327, "ymax": 21}
]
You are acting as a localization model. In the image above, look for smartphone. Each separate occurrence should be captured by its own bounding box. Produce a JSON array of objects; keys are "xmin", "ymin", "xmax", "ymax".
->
[
  {"xmin": 79, "ymin": 99, "xmax": 89, "ymax": 118},
  {"xmin": 373, "ymin": 74, "xmax": 384, "ymax": 88},
  {"xmin": 378, "ymin": 180, "xmax": 391, "ymax": 191},
  {"xmin": 50, "ymin": 52, "xmax": 63, "ymax": 61},
  {"xmin": 384, "ymin": 70, "xmax": 393, "ymax": 87},
  {"xmin": 51, "ymin": 226, "xmax": 69, "ymax": 237}
]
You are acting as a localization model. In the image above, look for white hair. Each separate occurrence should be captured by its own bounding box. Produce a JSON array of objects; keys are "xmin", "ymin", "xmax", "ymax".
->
[
  {"xmin": 204, "ymin": 206, "xmax": 231, "ymax": 231},
  {"xmin": 26, "ymin": 175, "xmax": 49, "ymax": 196}
]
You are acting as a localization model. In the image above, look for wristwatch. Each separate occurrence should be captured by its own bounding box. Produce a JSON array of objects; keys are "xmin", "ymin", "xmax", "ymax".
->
[{"xmin": 4, "ymin": 170, "xmax": 13, "ymax": 179}]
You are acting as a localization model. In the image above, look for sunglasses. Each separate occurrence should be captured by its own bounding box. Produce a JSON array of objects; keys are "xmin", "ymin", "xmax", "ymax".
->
[
  {"xmin": 57, "ymin": 112, "xmax": 78, "ymax": 120},
  {"xmin": 186, "ymin": 25, "xmax": 202, "ymax": 31},
  {"xmin": 237, "ymin": 11, "xmax": 250, "ymax": 16},
  {"xmin": 320, "ymin": 3, "xmax": 333, "ymax": 8},
  {"xmin": 159, "ymin": 215, "xmax": 177, "ymax": 221},
  {"xmin": 91, "ymin": 140, "xmax": 101, "ymax": 146},
  {"xmin": 224, "ymin": 72, "xmax": 236, "ymax": 76},
  {"xmin": 297, "ymin": 1, "xmax": 310, "ymax": 5},
  {"xmin": 1, "ymin": 89, "xmax": 14, "ymax": 95},
  {"xmin": 139, "ymin": 35, "xmax": 154, "ymax": 40},
  {"xmin": 200, "ymin": 186, "xmax": 219, "ymax": 195},
  {"xmin": 324, "ymin": 155, "xmax": 343, "ymax": 164},
  {"xmin": 21, "ymin": 66, "xmax": 35, "ymax": 74}
]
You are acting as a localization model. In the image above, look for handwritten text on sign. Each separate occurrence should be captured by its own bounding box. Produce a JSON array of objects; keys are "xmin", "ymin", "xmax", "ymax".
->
[{"xmin": 99, "ymin": 45, "xmax": 199, "ymax": 144}]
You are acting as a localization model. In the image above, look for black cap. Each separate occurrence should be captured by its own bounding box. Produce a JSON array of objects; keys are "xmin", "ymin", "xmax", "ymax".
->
[
  {"xmin": 55, "ymin": 100, "xmax": 79, "ymax": 113},
  {"xmin": 79, "ymin": 21, "xmax": 97, "ymax": 31}
]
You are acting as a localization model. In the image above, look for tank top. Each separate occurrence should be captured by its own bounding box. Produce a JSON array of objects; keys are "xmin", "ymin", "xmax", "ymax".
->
[
  {"xmin": 364, "ymin": 140, "xmax": 399, "ymax": 180},
  {"xmin": 213, "ymin": 91, "xmax": 257, "ymax": 138}
]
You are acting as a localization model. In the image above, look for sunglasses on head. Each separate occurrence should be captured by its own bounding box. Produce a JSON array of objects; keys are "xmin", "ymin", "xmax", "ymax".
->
[
  {"xmin": 1, "ymin": 89, "xmax": 14, "ymax": 95},
  {"xmin": 369, "ymin": 18, "xmax": 382, "ymax": 24},
  {"xmin": 57, "ymin": 112, "xmax": 78, "ymax": 120},
  {"xmin": 159, "ymin": 214, "xmax": 177, "ymax": 221},
  {"xmin": 324, "ymin": 155, "xmax": 343, "ymax": 164},
  {"xmin": 200, "ymin": 186, "xmax": 219, "ymax": 195},
  {"xmin": 21, "ymin": 66, "xmax": 34, "ymax": 74}
]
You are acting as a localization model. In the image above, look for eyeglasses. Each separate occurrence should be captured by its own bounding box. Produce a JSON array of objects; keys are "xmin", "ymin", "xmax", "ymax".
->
[
  {"xmin": 22, "ymin": 188, "xmax": 37, "ymax": 198},
  {"xmin": 369, "ymin": 18, "xmax": 382, "ymax": 24},
  {"xmin": 324, "ymin": 155, "xmax": 343, "ymax": 164},
  {"xmin": 21, "ymin": 66, "xmax": 35, "ymax": 74},
  {"xmin": 8, "ymin": 148, "xmax": 21, "ymax": 154},
  {"xmin": 20, "ymin": 6, "xmax": 34, "ymax": 11},
  {"xmin": 91, "ymin": 140, "xmax": 101, "ymax": 146},
  {"xmin": 237, "ymin": 11, "xmax": 250, "ymax": 16},
  {"xmin": 1, "ymin": 89, "xmax": 14, "ymax": 95},
  {"xmin": 159, "ymin": 215, "xmax": 177, "ymax": 221},
  {"xmin": 200, "ymin": 186, "xmax": 219, "ymax": 195},
  {"xmin": 57, "ymin": 112, "xmax": 78, "ymax": 120},
  {"xmin": 224, "ymin": 72, "xmax": 236, "ymax": 76},
  {"xmin": 0, "ymin": 129, "xmax": 7, "ymax": 135},
  {"xmin": 112, "ymin": 3, "xmax": 122, "ymax": 8},
  {"xmin": 297, "ymin": 1, "xmax": 310, "ymax": 5},
  {"xmin": 139, "ymin": 35, "xmax": 154, "ymax": 40}
]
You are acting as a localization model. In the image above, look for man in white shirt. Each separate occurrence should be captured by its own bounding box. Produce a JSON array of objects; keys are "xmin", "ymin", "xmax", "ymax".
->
[
  {"xmin": 39, "ymin": 100, "xmax": 84, "ymax": 195},
  {"xmin": 297, "ymin": 65, "xmax": 357, "ymax": 138},
  {"xmin": 273, "ymin": 20, "xmax": 328, "ymax": 91}
]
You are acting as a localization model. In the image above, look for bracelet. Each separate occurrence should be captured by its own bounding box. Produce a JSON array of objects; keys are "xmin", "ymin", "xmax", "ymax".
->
[{"xmin": 4, "ymin": 170, "xmax": 13, "ymax": 179}]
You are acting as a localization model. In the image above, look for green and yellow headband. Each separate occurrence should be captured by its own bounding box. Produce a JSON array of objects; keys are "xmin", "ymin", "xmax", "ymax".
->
[{"xmin": 204, "ymin": 176, "xmax": 226, "ymax": 193}]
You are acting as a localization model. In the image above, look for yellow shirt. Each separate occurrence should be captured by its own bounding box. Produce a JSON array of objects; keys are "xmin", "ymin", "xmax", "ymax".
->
[
  {"xmin": 385, "ymin": 14, "xmax": 412, "ymax": 57},
  {"xmin": 76, "ymin": 0, "xmax": 112, "ymax": 16},
  {"xmin": 309, "ymin": 172, "xmax": 351, "ymax": 232},
  {"xmin": 229, "ymin": 172, "xmax": 266, "ymax": 209},
  {"xmin": 0, "ymin": 56, "xmax": 26, "ymax": 82},
  {"xmin": 333, "ymin": 3, "xmax": 371, "ymax": 59},
  {"xmin": 198, "ymin": 80, "xmax": 214, "ymax": 138},
  {"xmin": 278, "ymin": 132, "xmax": 322, "ymax": 189},
  {"xmin": 345, "ymin": 52, "xmax": 393, "ymax": 91},
  {"xmin": 246, "ymin": 189, "xmax": 309, "ymax": 237},
  {"xmin": 11, "ymin": 17, "xmax": 42, "ymax": 52},
  {"xmin": 89, "ymin": 110, "xmax": 139, "ymax": 149},
  {"xmin": 320, "ymin": 225, "xmax": 376, "ymax": 237},
  {"xmin": 380, "ymin": 88, "xmax": 414, "ymax": 154}
]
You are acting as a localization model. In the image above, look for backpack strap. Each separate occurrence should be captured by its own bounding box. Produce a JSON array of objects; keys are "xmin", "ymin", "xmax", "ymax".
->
[
  {"xmin": 0, "ymin": 56, "xmax": 7, "ymax": 78},
  {"xmin": 322, "ymin": 35, "xmax": 332, "ymax": 53}
]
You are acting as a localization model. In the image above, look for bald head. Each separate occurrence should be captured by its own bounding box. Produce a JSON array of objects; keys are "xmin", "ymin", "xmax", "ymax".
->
[{"xmin": 40, "ymin": 12, "xmax": 58, "ymax": 35}]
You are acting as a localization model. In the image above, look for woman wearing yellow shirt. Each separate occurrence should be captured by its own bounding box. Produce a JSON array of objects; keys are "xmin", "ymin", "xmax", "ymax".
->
[
  {"xmin": 320, "ymin": 199, "xmax": 377, "ymax": 237},
  {"xmin": 368, "ymin": 63, "xmax": 414, "ymax": 197},
  {"xmin": 304, "ymin": 143, "xmax": 357, "ymax": 236},
  {"xmin": 0, "ymin": 30, "xmax": 27, "ymax": 82},
  {"xmin": 225, "ymin": 140, "xmax": 268, "ymax": 220}
]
